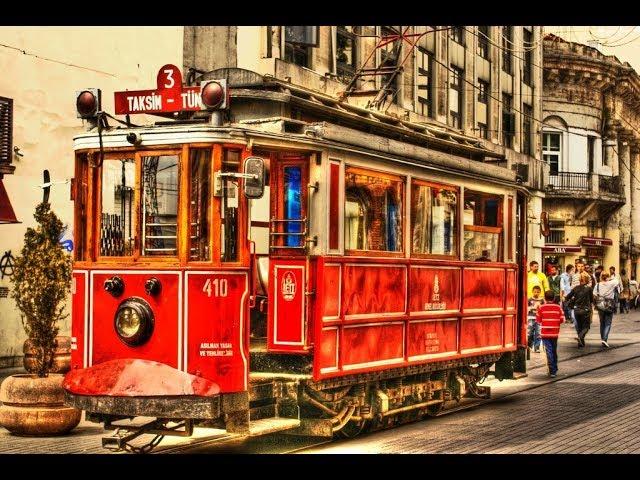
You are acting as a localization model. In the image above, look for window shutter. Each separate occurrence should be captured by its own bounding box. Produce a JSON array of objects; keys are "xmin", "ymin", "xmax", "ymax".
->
[{"xmin": 0, "ymin": 97, "xmax": 13, "ymax": 166}]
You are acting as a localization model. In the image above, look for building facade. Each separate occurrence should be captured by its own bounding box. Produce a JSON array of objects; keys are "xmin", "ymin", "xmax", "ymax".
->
[
  {"xmin": 542, "ymin": 34, "xmax": 640, "ymax": 276},
  {"xmin": 184, "ymin": 25, "xmax": 546, "ymax": 259},
  {"xmin": 0, "ymin": 27, "xmax": 183, "ymax": 366}
]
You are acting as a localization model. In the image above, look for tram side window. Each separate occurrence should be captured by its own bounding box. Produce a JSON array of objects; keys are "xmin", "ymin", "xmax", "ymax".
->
[
  {"xmin": 221, "ymin": 149, "xmax": 240, "ymax": 262},
  {"xmin": 344, "ymin": 167, "xmax": 403, "ymax": 253},
  {"xmin": 100, "ymin": 158, "xmax": 136, "ymax": 257},
  {"xmin": 411, "ymin": 182, "xmax": 458, "ymax": 257},
  {"xmin": 463, "ymin": 190, "xmax": 503, "ymax": 262},
  {"xmin": 142, "ymin": 155, "xmax": 179, "ymax": 256},
  {"xmin": 189, "ymin": 148, "xmax": 211, "ymax": 261}
]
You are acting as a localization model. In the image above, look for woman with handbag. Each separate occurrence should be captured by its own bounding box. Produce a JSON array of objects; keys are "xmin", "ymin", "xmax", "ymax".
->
[
  {"xmin": 594, "ymin": 272, "xmax": 620, "ymax": 348},
  {"xmin": 619, "ymin": 269, "xmax": 631, "ymax": 314},
  {"xmin": 563, "ymin": 273, "xmax": 594, "ymax": 348}
]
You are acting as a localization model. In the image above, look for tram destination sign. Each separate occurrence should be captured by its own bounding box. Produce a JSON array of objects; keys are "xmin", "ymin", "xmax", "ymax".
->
[{"xmin": 114, "ymin": 64, "xmax": 202, "ymax": 115}]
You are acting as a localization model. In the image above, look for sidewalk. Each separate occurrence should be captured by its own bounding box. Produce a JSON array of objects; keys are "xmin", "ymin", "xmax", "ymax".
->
[
  {"xmin": 525, "ymin": 306, "xmax": 640, "ymax": 372},
  {"xmin": 1, "ymin": 308, "xmax": 639, "ymax": 453}
]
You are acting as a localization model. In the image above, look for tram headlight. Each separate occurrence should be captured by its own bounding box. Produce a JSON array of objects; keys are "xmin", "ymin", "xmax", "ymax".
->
[{"xmin": 114, "ymin": 298, "xmax": 154, "ymax": 346}]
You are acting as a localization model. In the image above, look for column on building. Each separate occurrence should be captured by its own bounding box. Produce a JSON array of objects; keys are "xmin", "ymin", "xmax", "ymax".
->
[
  {"xmin": 632, "ymin": 147, "xmax": 640, "ymax": 279},
  {"xmin": 618, "ymin": 139, "xmax": 632, "ymax": 273},
  {"xmin": 603, "ymin": 131, "xmax": 620, "ymax": 271}
]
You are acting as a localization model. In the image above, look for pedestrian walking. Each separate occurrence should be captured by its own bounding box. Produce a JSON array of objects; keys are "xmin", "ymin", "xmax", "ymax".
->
[
  {"xmin": 560, "ymin": 264, "xmax": 574, "ymax": 323},
  {"xmin": 619, "ymin": 268, "xmax": 631, "ymax": 314},
  {"xmin": 594, "ymin": 272, "xmax": 620, "ymax": 348},
  {"xmin": 609, "ymin": 266, "xmax": 620, "ymax": 312},
  {"xmin": 528, "ymin": 261, "xmax": 550, "ymax": 298},
  {"xmin": 528, "ymin": 285, "xmax": 544, "ymax": 353},
  {"xmin": 571, "ymin": 260, "xmax": 593, "ymax": 289},
  {"xmin": 630, "ymin": 278, "xmax": 639, "ymax": 310},
  {"xmin": 536, "ymin": 290, "xmax": 565, "ymax": 378},
  {"xmin": 547, "ymin": 264, "xmax": 561, "ymax": 304},
  {"xmin": 595, "ymin": 265, "xmax": 604, "ymax": 283},
  {"xmin": 563, "ymin": 272, "xmax": 593, "ymax": 348}
]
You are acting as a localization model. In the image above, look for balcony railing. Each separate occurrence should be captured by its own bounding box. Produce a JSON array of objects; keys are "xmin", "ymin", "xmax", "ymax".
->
[
  {"xmin": 599, "ymin": 175, "xmax": 622, "ymax": 195},
  {"xmin": 548, "ymin": 172, "xmax": 590, "ymax": 191},
  {"xmin": 546, "ymin": 171, "xmax": 623, "ymax": 199}
]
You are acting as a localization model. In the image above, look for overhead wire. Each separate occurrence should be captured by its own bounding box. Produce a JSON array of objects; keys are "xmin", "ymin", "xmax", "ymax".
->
[{"xmin": 0, "ymin": 42, "xmax": 117, "ymax": 77}]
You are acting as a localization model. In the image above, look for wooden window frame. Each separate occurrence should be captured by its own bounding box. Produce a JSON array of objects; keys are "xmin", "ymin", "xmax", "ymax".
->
[
  {"xmin": 343, "ymin": 165, "xmax": 405, "ymax": 258},
  {"xmin": 410, "ymin": 178, "xmax": 460, "ymax": 260}
]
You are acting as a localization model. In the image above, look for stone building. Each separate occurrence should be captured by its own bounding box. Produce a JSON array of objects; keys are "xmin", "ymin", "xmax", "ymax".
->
[
  {"xmin": 542, "ymin": 34, "xmax": 640, "ymax": 276},
  {"xmin": 185, "ymin": 26, "xmax": 546, "ymax": 259},
  {"xmin": 0, "ymin": 27, "xmax": 183, "ymax": 367}
]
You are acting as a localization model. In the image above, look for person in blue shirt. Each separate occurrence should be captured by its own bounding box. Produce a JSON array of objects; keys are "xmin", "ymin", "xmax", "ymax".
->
[{"xmin": 560, "ymin": 264, "xmax": 574, "ymax": 324}]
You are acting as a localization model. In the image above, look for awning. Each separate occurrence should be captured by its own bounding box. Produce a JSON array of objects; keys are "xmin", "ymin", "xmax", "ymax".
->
[
  {"xmin": 542, "ymin": 245, "xmax": 582, "ymax": 254},
  {"xmin": 0, "ymin": 179, "xmax": 19, "ymax": 224},
  {"xmin": 580, "ymin": 236, "xmax": 613, "ymax": 247}
]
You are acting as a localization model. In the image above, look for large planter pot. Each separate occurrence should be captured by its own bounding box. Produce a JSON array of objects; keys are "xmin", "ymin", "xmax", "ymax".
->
[
  {"xmin": 23, "ymin": 336, "xmax": 71, "ymax": 374},
  {"xmin": 0, "ymin": 373, "xmax": 81, "ymax": 436}
]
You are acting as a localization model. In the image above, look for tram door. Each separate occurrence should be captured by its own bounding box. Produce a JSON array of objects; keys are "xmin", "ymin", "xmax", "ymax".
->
[{"xmin": 266, "ymin": 154, "xmax": 310, "ymax": 353}]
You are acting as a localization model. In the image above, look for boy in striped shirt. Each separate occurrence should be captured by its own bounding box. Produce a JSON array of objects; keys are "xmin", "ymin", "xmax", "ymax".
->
[{"xmin": 536, "ymin": 290, "xmax": 565, "ymax": 378}]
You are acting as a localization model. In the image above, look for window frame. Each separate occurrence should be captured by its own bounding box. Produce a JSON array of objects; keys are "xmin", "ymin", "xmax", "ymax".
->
[
  {"xmin": 283, "ymin": 26, "xmax": 319, "ymax": 69},
  {"xmin": 416, "ymin": 46, "xmax": 433, "ymax": 117},
  {"xmin": 410, "ymin": 178, "xmax": 460, "ymax": 260},
  {"xmin": 542, "ymin": 131, "xmax": 562, "ymax": 176},
  {"xmin": 477, "ymin": 79, "xmax": 489, "ymax": 104},
  {"xmin": 502, "ymin": 26, "xmax": 513, "ymax": 75},
  {"xmin": 523, "ymin": 28, "xmax": 533, "ymax": 86},
  {"xmin": 462, "ymin": 189, "xmax": 504, "ymax": 263},
  {"xmin": 343, "ymin": 165, "xmax": 405, "ymax": 257},
  {"xmin": 522, "ymin": 104, "xmax": 533, "ymax": 155},
  {"xmin": 477, "ymin": 26, "xmax": 490, "ymax": 59},
  {"xmin": 502, "ymin": 93, "xmax": 514, "ymax": 149},
  {"xmin": 449, "ymin": 65, "xmax": 464, "ymax": 129},
  {"xmin": 336, "ymin": 26, "xmax": 358, "ymax": 83},
  {"xmin": 187, "ymin": 145, "xmax": 214, "ymax": 263},
  {"xmin": 449, "ymin": 26, "xmax": 465, "ymax": 46}
]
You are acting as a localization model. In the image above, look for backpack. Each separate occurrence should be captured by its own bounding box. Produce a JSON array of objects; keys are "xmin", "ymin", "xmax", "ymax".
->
[{"xmin": 595, "ymin": 284, "xmax": 615, "ymax": 314}]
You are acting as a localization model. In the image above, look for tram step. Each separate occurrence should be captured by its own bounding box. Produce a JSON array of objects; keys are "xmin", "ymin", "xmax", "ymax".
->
[{"xmin": 249, "ymin": 417, "xmax": 301, "ymax": 437}]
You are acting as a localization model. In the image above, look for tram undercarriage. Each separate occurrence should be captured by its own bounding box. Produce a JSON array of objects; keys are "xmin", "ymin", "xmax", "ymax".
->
[{"xmin": 65, "ymin": 349, "xmax": 524, "ymax": 452}]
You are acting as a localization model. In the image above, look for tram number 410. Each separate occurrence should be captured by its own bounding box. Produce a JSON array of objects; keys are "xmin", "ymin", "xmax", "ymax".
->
[{"xmin": 203, "ymin": 278, "xmax": 228, "ymax": 297}]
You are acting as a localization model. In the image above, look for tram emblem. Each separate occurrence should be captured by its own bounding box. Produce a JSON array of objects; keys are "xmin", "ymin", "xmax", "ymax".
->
[
  {"xmin": 425, "ymin": 274, "xmax": 447, "ymax": 311},
  {"xmin": 281, "ymin": 271, "xmax": 297, "ymax": 301}
]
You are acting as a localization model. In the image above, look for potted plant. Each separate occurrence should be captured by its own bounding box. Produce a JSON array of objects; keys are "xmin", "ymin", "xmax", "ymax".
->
[{"xmin": 0, "ymin": 201, "xmax": 81, "ymax": 435}]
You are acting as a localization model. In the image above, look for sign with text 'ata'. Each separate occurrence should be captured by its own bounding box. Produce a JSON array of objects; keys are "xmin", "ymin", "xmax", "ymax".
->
[{"xmin": 114, "ymin": 64, "xmax": 202, "ymax": 115}]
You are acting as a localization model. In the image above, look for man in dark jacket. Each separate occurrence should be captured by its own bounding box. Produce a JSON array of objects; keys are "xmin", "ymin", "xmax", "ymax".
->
[{"xmin": 564, "ymin": 273, "xmax": 593, "ymax": 348}]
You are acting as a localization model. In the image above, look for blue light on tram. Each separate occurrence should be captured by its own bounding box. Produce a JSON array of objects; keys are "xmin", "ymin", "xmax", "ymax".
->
[{"xmin": 284, "ymin": 166, "xmax": 302, "ymax": 247}]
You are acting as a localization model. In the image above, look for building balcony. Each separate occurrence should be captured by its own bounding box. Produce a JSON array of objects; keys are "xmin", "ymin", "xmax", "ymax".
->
[{"xmin": 545, "ymin": 171, "xmax": 624, "ymax": 203}]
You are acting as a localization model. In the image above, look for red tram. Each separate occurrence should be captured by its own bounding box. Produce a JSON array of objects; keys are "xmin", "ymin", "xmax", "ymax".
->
[{"xmin": 63, "ymin": 66, "xmax": 529, "ymax": 450}]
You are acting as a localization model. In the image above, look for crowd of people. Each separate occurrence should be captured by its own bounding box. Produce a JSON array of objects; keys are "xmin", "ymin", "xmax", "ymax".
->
[{"xmin": 526, "ymin": 259, "xmax": 633, "ymax": 378}]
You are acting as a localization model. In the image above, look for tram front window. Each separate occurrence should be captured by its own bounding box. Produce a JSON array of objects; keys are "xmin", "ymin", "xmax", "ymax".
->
[
  {"xmin": 189, "ymin": 149, "xmax": 212, "ymax": 261},
  {"xmin": 142, "ymin": 155, "xmax": 179, "ymax": 256},
  {"xmin": 100, "ymin": 158, "xmax": 136, "ymax": 257}
]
